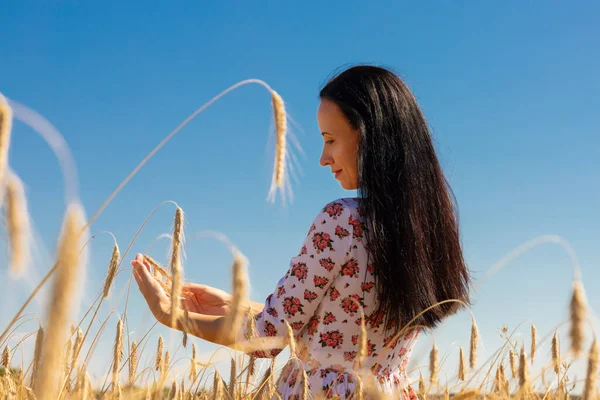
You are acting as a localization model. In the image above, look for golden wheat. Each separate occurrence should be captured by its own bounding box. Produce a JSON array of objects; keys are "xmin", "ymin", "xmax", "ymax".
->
[
  {"xmin": 103, "ymin": 244, "xmax": 120, "ymax": 299},
  {"xmin": 170, "ymin": 207, "xmax": 184, "ymax": 329},
  {"xmin": 222, "ymin": 248, "xmax": 249, "ymax": 344},
  {"xmin": 34, "ymin": 203, "xmax": 86, "ymax": 400},
  {"xmin": 0, "ymin": 93, "xmax": 12, "ymax": 203},
  {"xmin": 269, "ymin": 90, "xmax": 287, "ymax": 202},
  {"xmin": 551, "ymin": 331, "xmax": 560, "ymax": 375},
  {"xmin": 4, "ymin": 171, "xmax": 30, "ymax": 277},
  {"xmin": 582, "ymin": 338, "xmax": 598, "ymax": 400},
  {"xmin": 530, "ymin": 323, "xmax": 537, "ymax": 365},
  {"xmin": 469, "ymin": 317, "xmax": 478, "ymax": 369},
  {"xmin": 569, "ymin": 280, "xmax": 586, "ymax": 357},
  {"xmin": 155, "ymin": 336, "xmax": 163, "ymax": 371},
  {"xmin": 429, "ymin": 342, "xmax": 438, "ymax": 384},
  {"xmin": 458, "ymin": 347, "xmax": 466, "ymax": 381}
]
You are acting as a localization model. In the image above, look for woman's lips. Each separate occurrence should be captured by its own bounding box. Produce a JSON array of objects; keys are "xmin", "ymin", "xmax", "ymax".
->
[{"xmin": 334, "ymin": 169, "xmax": 342, "ymax": 178}]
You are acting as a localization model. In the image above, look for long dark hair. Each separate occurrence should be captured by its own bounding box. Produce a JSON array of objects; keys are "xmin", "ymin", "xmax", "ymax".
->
[{"xmin": 319, "ymin": 65, "xmax": 471, "ymax": 333}]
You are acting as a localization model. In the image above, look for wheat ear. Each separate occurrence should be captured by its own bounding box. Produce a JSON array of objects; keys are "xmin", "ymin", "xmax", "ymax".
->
[
  {"xmin": 469, "ymin": 317, "xmax": 478, "ymax": 369},
  {"xmin": 112, "ymin": 318, "xmax": 123, "ymax": 390},
  {"xmin": 34, "ymin": 203, "xmax": 86, "ymax": 400},
  {"xmin": 155, "ymin": 336, "xmax": 163, "ymax": 371},
  {"xmin": 509, "ymin": 348, "xmax": 517, "ymax": 378},
  {"xmin": 429, "ymin": 342, "xmax": 439, "ymax": 384},
  {"xmin": 4, "ymin": 171, "xmax": 30, "ymax": 277},
  {"xmin": 530, "ymin": 323, "xmax": 537, "ymax": 365},
  {"xmin": 458, "ymin": 347, "xmax": 466, "ymax": 381},
  {"xmin": 129, "ymin": 341, "xmax": 137, "ymax": 386},
  {"xmin": 103, "ymin": 244, "xmax": 120, "ymax": 298},
  {"xmin": 569, "ymin": 280, "xmax": 586, "ymax": 357},
  {"xmin": 170, "ymin": 206, "xmax": 184, "ymax": 328},
  {"xmin": 552, "ymin": 331, "xmax": 560, "ymax": 375},
  {"xmin": 222, "ymin": 249, "xmax": 249, "ymax": 344},
  {"xmin": 582, "ymin": 338, "xmax": 598, "ymax": 400},
  {"xmin": 268, "ymin": 90, "xmax": 288, "ymax": 202},
  {"xmin": 0, "ymin": 93, "xmax": 12, "ymax": 203}
]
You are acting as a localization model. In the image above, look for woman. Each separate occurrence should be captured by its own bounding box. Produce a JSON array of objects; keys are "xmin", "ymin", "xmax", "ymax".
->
[{"xmin": 132, "ymin": 65, "xmax": 471, "ymax": 399}]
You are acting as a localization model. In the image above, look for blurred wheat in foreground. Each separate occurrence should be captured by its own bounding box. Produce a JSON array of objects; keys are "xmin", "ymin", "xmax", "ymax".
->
[{"xmin": 0, "ymin": 83, "xmax": 598, "ymax": 400}]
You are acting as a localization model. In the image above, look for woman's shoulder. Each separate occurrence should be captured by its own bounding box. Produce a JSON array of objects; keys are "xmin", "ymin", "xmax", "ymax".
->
[{"xmin": 316, "ymin": 197, "xmax": 363, "ymax": 220}]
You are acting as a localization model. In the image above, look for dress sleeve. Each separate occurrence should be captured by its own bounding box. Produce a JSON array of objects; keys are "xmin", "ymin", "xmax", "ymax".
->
[{"xmin": 238, "ymin": 200, "xmax": 353, "ymax": 358}]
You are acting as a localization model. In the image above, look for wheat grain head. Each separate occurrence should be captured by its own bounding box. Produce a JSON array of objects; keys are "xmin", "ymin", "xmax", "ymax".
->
[{"xmin": 34, "ymin": 202, "xmax": 87, "ymax": 400}]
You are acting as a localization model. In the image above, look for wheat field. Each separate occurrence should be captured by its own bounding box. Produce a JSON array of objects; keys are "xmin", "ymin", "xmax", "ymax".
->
[{"xmin": 0, "ymin": 83, "xmax": 597, "ymax": 400}]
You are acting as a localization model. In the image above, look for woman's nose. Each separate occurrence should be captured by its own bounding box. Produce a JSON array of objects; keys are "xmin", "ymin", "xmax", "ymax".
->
[{"xmin": 320, "ymin": 151, "xmax": 331, "ymax": 167}]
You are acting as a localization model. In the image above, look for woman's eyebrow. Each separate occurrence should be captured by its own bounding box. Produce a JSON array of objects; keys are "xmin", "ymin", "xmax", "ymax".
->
[{"xmin": 321, "ymin": 131, "xmax": 334, "ymax": 136}]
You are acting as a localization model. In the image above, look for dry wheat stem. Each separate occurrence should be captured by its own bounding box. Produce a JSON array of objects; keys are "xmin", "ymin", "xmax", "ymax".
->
[
  {"xmin": 34, "ymin": 203, "xmax": 86, "ymax": 400},
  {"xmin": 4, "ymin": 171, "xmax": 30, "ymax": 277},
  {"xmin": 170, "ymin": 207, "xmax": 184, "ymax": 328}
]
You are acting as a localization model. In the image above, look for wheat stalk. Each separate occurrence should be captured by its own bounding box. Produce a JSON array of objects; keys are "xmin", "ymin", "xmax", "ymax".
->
[
  {"xmin": 34, "ymin": 202, "xmax": 86, "ymax": 400},
  {"xmin": 4, "ymin": 171, "xmax": 30, "ymax": 277},
  {"xmin": 170, "ymin": 206, "xmax": 184, "ymax": 328}
]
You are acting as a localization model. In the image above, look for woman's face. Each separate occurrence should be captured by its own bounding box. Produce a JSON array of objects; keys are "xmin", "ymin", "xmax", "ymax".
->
[{"xmin": 317, "ymin": 99, "xmax": 360, "ymax": 190}]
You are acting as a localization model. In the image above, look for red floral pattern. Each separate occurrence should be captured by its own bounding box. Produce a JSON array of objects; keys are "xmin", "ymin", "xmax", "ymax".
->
[{"xmin": 238, "ymin": 198, "xmax": 420, "ymax": 399}]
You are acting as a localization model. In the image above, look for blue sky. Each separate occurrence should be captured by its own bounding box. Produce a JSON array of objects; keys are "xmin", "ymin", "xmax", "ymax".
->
[{"xmin": 1, "ymin": 0, "xmax": 599, "ymax": 391}]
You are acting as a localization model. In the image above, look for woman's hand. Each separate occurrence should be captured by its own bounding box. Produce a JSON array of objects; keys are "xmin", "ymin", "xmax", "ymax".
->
[
  {"xmin": 132, "ymin": 253, "xmax": 173, "ymax": 327},
  {"xmin": 181, "ymin": 283, "xmax": 232, "ymax": 316}
]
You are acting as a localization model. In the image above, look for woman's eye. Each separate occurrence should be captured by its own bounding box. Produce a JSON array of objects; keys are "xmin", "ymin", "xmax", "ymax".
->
[{"xmin": 325, "ymin": 140, "xmax": 334, "ymax": 145}]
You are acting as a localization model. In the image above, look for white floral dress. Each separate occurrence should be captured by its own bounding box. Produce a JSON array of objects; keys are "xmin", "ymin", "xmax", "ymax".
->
[{"xmin": 239, "ymin": 198, "xmax": 420, "ymax": 399}]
